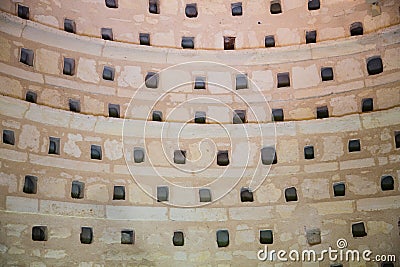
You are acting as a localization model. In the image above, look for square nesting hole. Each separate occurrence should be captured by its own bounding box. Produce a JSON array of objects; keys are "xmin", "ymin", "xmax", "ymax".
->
[
  {"xmin": 194, "ymin": 111, "xmax": 206, "ymax": 124},
  {"xmin": 173, "ymin": 231, "xmax": 184, "ymax": 246},
  {"xmin": 64, "ymin": 18, "xmax": 76, "ymax": 33},
  {"xmin": 113, "ymin": 186, "xmax": 125, "ymax": 200},
  {"xmin": 121, "ymin": 230, "xmax": 134, "ymax": 244},
  {"xmin": 285, "ymin": 187, "xmax": 297, "ymax": 202},
  {"xmin": 80, "ymin": 227, "xmax": 93, "ymax": 244},
  {"xmin": 236, "ymin": 74, "xmax": 248, "ymax": 90},
  {"xmin": 103, "ymin": 66, "xmax": 115, "ymax": 81},
  {"xmin": 26, "ymin": 91, "xmax": 37, "ymax": 103},
  {"xmin": 333, "ymin": 182, "xmax": 345, "ymax": 197},
  {"xmin": 308, "ymin": 0, "xmax": 320, "ymax": 10},
  {"xmin": 352, "ymin": 222, "xmax": 367, "ymax": 237},
  {"xmin": 157, "ymin": 186, "xmax": 169, "ymax": 202},
  {"xmin": 361, "ymin": 98, "xmax": 373, "ymax": 112},
  {"xmin": 17, "ymin": 4, "xmax": 29, "ymax": 19},
  {"xmin": 105, "ymin": 0, "xmax": 118, "ymax": 8},
  {"xmin": 233, "ymin": 110, "xmax": 246, "ymax": 124},
  {"xmin": 348, "ymin": 139, "xmax": 360, "ymax": 152},
  {"xmin": 181, "ymin": 37, "xmax": 194, "ymax": 49},
  {"xmin": 272, "ymin": 108, "xmax": 284, "ymax": 122},
  {"xmin": 174, "ymin": 150, "xmax": 186, "ymax": 164},
  {"xmin": 261, "ymin": 146, "xmax": 277, "ymax": 165},
  {"xmin": 152, "ymin": 110, "xmax": 163, "ymax": 122},
  {"xmin": 367, "ymin": 56, "xmax": 383, "ymax": 75},
  {"xmin": 304, "ymin": 145, "xmax": 314, "ymax": 160},
  {"xmin": 23, "ymin": 175, "xmax": 37, "ymax": 194},
  {"xmin": 217, "ymin": 150, "xmax": 229, "ymax": 166},
  {"xmin": 145, "ymin": 72, "xmax": 159, "ymax": 88},
  {"xmin": 199, "ymin": 188, "xmax": 211, "ymax": 202},
  {"xmin": 69, "ymin": 99, "xmax": 81, "ymax": 113},
  {"xmin": 3, "ymin": 130, "xmax": 15, "ymax": 145},
  {"xmin": 240, "ymin": 187, "xmax": 254, "ymax": 202},
  {"xmin": 260, "ymin": 230, "xmax": 273, "ymax": 244},
  {"xmin": 133, "ymin": 147, "xmax": 145, "ymax": 163},
  {"xmin": 20, "ymin": 48, "xmax": 34, "ymax": 66},
  {"xmin": 321, "ymin": 67, "xmax": 333, "ymax": 81},
  {"xmin": 108, "ymin": 103, "xmax": 120, "ymax": 118},
  {"xmin": 63, "ymin": 58, "xmax": 75, "ymax": 76},
  {"xmin": 91, "ymin": 145, "xmax": 102, "ymax": 160},
  {"xmin": 306, "ymin": 228, "xmax": 321, "ymax": 245},
  {"xmin": 277, "ymin": 72, "xmax": 290, "ymax": 88},
  {"xmin": 265, "ymin": 35, "xmax": 275, "ymax": 47},
  {"xmin": 395, "ymin": 131, "xmax": 400, "ymax": 149},
  {"xmin": 350, "ymin": 22, "xmax": 363, "ymax": 36},
  {"xmin": 381, "ymin": 175, "xmax": 394, "ymax": 191},
  {"xmin": 306, "ymin": 30, "xmax": 317, "ymax": 43},
  {"xmin": 185, "ymin": 3, "xmax": 198, "ymax": 18},
  {"xmin": 71, "ymin": 180, "xmax": 84, "ymax": 199},
  {"xmin": 270, "ymin": 0, "xmax": 282, "ymax": 14},
  {"xmin": 216, "ymin": 230, "xmax": 229, "ymax": 247},
  {"xmin": 231, "ymin": 2, "xmax": 242, "ymax": 16},
  {"xmin": 194, "ymin": 76, "xmax": 206, "ymax": 89},
  {"xmin": 149, "ymin": 0, "xmax": 159, "ymax": 14},
  {"xmin": 101, "ymin": 28, "xmax": 113, "ymax": 41},
  {"xmin": 224, "ymin": 36, "xmax": 235, "ymax": 50},
  {"xmin": 140, "ymin": 33, "xmax": 150, "ymax": 46},
  {"xmin": 48, "ymin": 137, "xmax": 60, "ymax": 155},
  {"xmin": 32, "ymin": 226, "xmax": 47, "ymax": 241},
  {"xmin": 316, "ymin": 106, "xmax": 329, "ymax": 119}
]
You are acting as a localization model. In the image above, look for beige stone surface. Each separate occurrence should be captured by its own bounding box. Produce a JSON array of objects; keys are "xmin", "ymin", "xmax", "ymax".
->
[
  {"xmin": 77, "ymin": 57, "xmax": 100, "ymax": 83},
  {"xmin": 292, "ymin": 64, "xmax": 320, "ymax": 89},
  {"xmin": 301, "ymin": 178, "xmax": 330, "ymax": 200},
  {"xmin": 335, "ymin": 58, "xmax": 364, "ymax": 82},
  {"xmin": 346, "ymin": 174, "xmax": 378, "ymax": 195},
  {"xmin": 86, "ymin": 184, "xmax": 110, "ymax": 202},
  {"xmin": 17, "ymin": 124, "xmax": 40, "ymax": 152},
  {"xmin": 35, "ymin": 49, "xmax": 60, "ymax": 75}
]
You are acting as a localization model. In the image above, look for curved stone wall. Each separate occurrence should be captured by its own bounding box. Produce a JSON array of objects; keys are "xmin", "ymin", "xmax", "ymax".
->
[{"xmin": 0, "ymin": 3, "xmax": 399, "ymax": 267}]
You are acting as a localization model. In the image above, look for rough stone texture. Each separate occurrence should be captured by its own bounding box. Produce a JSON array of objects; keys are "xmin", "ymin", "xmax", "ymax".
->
[
  {"xmin": 77, "ymin": 58, "xmax": 99, "ymax": 83},
  {"xmin": 35, "ymin": 48, "xmax": 60, "ymax": 75},
  {"xmin": 292, "ymin": 64, "xmax": 320, "ymax": 89},
  {"xmin": 17, "ymin": 124, "xmax": 40, "ymax": 153},
  {"xmin": 335, "ymin": 58, "xmax": 364, "ymax": 82}
]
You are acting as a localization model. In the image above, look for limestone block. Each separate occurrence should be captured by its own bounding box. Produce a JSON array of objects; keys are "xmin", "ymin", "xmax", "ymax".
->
[
  {"xmin": 6, "ymin": 196, "xmax": 38, "ymax": 213},
  {"xmin": 251, "ymin": 70, "xmax": 274, "ymax": 91},
  {"xmin": 40, "ymin": 200, "xmax": 105, "ymax": 218},
  {"xmin": 0, "ymin": 76, "xmax": 23, "ymax": 98},
  {"xmin": 128, "ymin": 184, "xmax": 153, "ymax": 204},
  {"xmin": 0, "ymin": 172, "xmax": 17, "ymax": 193},
  {"xmin": 44, "ymin": 250, "xmax": 67, "ymax": 259},
  {"xmin": 0, "ymin": 96, "xmax": 29, "ymax": 119},
  {"xmin": 340, "ymin": 158, "xmax": 375, "ymax": 170},
  {"xmin": 304, "ymin": 162, "xmax": 338, "ymax": 173},
  {"xmin": 357, "ymin": 195, "xmax": 400, "ymax": 211},
  {"xmin": 335, "ymin": 58, "xmax": 364, "ymax": 82},
  {"xmin": 63, "ymin": 133, "xmax": 82, "ymax": 158},
  {"xmin": 104, "ymin": 139, "xmax": 123, "ymax": 160},
  {"xmin": 318, "ymin": 27, "xmax": 345, "ymax": 41},
  {"xmin": 77, "ymin": 57, "xmax": 99, "ymax": 83},
  {"xmin": 276, "ymin": 139, "xmax": 298, "ymax": 163},
  {"xmin": 309, "ymin": 200, "xmax": 354, "ymax": 215},
  {"xmin": 70, "ymin": 113, "xmax": 97, "ymax": 132},
  {"xmin": 255, "ymin": 183, "xmax": 281, "ymax": 203},
  {"xmin": 25, "ymin": 104, "xmax": 71, "ymax": 127},
  {"xmin": 292, "ymin": 64, "xmax": 319, "ymax": 89},
  {"xmin": 18, "ymin": 124, "xmax": 40, "ymax": 153},
  {"xmin": 83, "ymin": 95, "xmax": 104, "ymax": 115},
  {"xmin": 169, "ymin": 208, "xmax": 227, "ymax": 221},
  {"xmin": 235, "ymin": 229, "xmax": 255, "ymax": 245},
  {"xmin": 33, "ymin": 15, "xmax": 59, "ymax": 27},
  {"xmin": 376, "ymin": 88, "xmax": 400, "ymax": 110},
  {"xmin": 366, "ymin": 221, "xmax": 393, "ymax": 235},
  {"xmin": 106, "ymin": 206, "xmax": 168, "ymax": 221},
  {"xmin": 346, "ymin": 174, "xmax": 378, "ymax": 195},
  {"xmin": 299, "ymin": 115, "xmax": 361, "ymax": 134},
  {"xmin": 301, "ymin": 179, "xmax": 330, "ymax": 200},
  {"xmin": 86, "ymin": 184, "xmax": 109, "ymax": 202},
  {"xmin": 321, "ymin": 136, "xmax": 343, "ymax": 161},
  {"xmin": 117, "ymin": 66, "xmax": 143, "ymax": 88},
  {"xmin": 329, "ymin": 95, "xmax": 357, "ymax": 116},
  {"xmin": 41, "ymin": 88, "xmax": 63, "ymax": 107},
  {"xmin": 229, "ymin": 206, "xmax": 273, "ymax": 220},
  {"xmin": 0, "ymin": 36, "xmax": 11, "ymax": 62},
  {"xmin": 0, "ymin": 148, "xmax": 28, "ymax": 163},
  {"xmin": 161, "ymin": 69, "xmax": 191, "ymax": 92},
  {"xmin": 49, "ymin": 227, "xmax": 72, "ymax": 239},
  {"xmin": 38, "ymin": 178, "xmax": 67, "ymax": 198},
  {"xmin": 5, "ymin": 224, "xmax": 27, "ymax": 237},
  {"xmin": 35, "ymin": 49, "xmax": 60, "ymax": 75},
  {"xmin": 8, "ymin": 247, "xmax": 25, "ymax": 255},
  {"xmin": 276, "ymin": 28, "xmax": 301, "ymax": 46},
  {"xmin": 207, "ymin": 71, "xmax": 233, "ymax": 94},
  {"xmin": 383, "ymin": 47, "xmax": 400, "ymax": 71},
  {"xmin": 153, "ymin": 30, "xmax": 175, "ymax": 47}
]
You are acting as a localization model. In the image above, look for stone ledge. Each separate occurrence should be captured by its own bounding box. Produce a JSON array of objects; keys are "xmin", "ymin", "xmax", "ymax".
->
[
  {"xmin": 105, "ymin": 206, "xmax": 168, "ymax": 221},
  {"xmin": 40, "ymin": 200, "xmax": 105, "ymax": 218},
  {"xmin": 357, "ymin": 195, "xmax": 400, "ymax": 211},
  {"xmin": 169, "ymin": 208, "xmax": 227, "ymax": 221},
  {"xmin": 6, "ymin": 196, "xmax": 38, "ymax": 213}
]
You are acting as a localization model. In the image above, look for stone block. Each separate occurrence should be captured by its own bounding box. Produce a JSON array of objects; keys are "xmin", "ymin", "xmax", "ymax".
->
[
  {"xmin": 6, "ymin": 196, "xmax": 38, "ymax": 213},
  {"xmin": 106, "ymin": 206, "xmax": 168, "ymax": 221},
  {"xmin": 310, "ymin": 200, "xmax": 354, "ymax": 215},
  {"xmin": 35, "ymin": 49, "xmax": 60, "ymax": 75},
  {"xmin": 292, "ymin": 64, "xmax": 319, "ymax": 89},
  {"xmin": 229, "ymin": 206, "xmax": 273, "ymax": 220},
  {"xmin": 357, "ymin": 196, "xmax": 400, "ymax": 211},
  {"xmin": 335, "ymin": 58, "xmax": 364, "ymax": 82},
  {"xmin": 40, "ymin": 200, "xmax": 105, "ymax": 218},
  {"xmin": 169, "ymin": 208, "xmax": 227, "ymax": 221},
  {"xmin": 77, "ymin": 58, "xmax": 99, "ymax": 83}
]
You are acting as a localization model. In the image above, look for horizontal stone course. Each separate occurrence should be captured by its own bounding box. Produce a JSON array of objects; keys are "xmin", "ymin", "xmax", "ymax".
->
[
  {"xmin": 105, "ymin": 206, "xmax": 168, "ymax": 221},
  {"xmin": 169, "ymin": 208, "xmax": 227, "ymax": 221},
  {"xmin": 6, "ymin": 196, "xmax": 38, "ymax": 213}
]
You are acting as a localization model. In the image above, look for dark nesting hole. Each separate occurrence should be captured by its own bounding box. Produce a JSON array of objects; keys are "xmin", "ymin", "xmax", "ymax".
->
[
  {"xmin": 17, "ymin": 4, "xmax": 29, "ymax": 20},
  {"xmin": 265, "ymin": 35, "xmax": 275, "ymax": 47},
  {"xmin": 233, "ymin": 110, "xmax": 246, "ymax": 124},
  {"xmin": 23, "ymin": 175, "xmax": 37, "ymax": 194},
  {"xmin": 350, "ymin": 22, "xmax": 363, "ymax": 36},
  {"xmin": 199, "ymin": 188, "xmax": 211, "ymax": 202},
  {"xmin": 71, "ymin": 180, "xmax": 84, "ymax": 199},
  {"xmin": 133, "ymin": 147, "xmax": 145, "ymax": 163},
  {"xmin": 306, "ymin": 30, "xmax": 317, "ymax": 44},
  {"xmin": 101, "ymin": 28, "xmax": 113, "ymax": 41},
  {"xmin": 3, "ymin": 130, "xmax": 15, "ymax": 145},
  {"xmin": 260, "ymin": 230, "xmax": 273, "ymax": 244},
  {"xmin": 270, "ymin": 0, "xmax": 282, "ymax": 14},
  {"xmin": 194, "ymin": 77, "xmax": 206, "ymax": 89},
  {"xmin": 185, "ymin": 3, "xmax": 198, "ymax": 18},
  {"xmin": 90, "ymin": 145, "xmax": 102, "ymax": 160},
  {"xmin": 272, "ymin": 108, "xmax": 284, "ymax": 122},
  {"xmin": 113, "ymin": 186, "xmax": 125, "ymax": 200},
  {"xmin": 140, "ymin": 33, "xmax": 150, "ymax": 46},
  {"xmin": 321, "ymin": 67, "xmax": 334, "ymax": 81},
  {"xmin": 157, "ymin": 186, "xmax": 169, "ymax": 202},
  {"xmin": 316, "ymin": 106, "xmax": 329, "ymax": 119},
  {"xmin": 69, "ymin": 99, "xmax": 80, "ymax": 113},
  {"xmin": 231, "ymin": 2, "xmax": 242, "ymax": 16},
  {"xmin": 25, "ymin": 91, "xmax": 37, "ymax": 103},
  {"xmin": 348, "ymin": 139, "xmax": 361, "ymax": 152},
  {"xmin": 152, "ymin": 111, "xmax": 163, "ymax": 122},
  {"xmin": 285, "ymin": 187, "xmax": 297, "ymax": 202},
  {"xmin": 173, "ymin": 231, "xmax": 184, "ymax": 246},
  {"xmin": 121, "ymin": 230, "xmax": 134, "ymax": 244},
  {"xmin": 236, "ymin": 74, "xmax": 248, "ymax": 89},
  {"xmin": 395, "ymin": 132, "xmax": 400, "ymax": 149},
  {"xmin": 105, "ymin": 0, "xmax": 118, "ymax": 8},
  {"xmin": 381, "ymin": 175, "xmax": 394, "ymax": 191},
  {"xmin": 330, "ymin": 264, "xmax": 343, "ymax": 267},
  {"xmin": 20, "ymin": 48, "xmax": 34, "ymax": 66},
  {"xmin": 48, "ymin": 137, "xmax": 60, "ymax": 155},
  {"xmin": 103, "ymin": 66, "xmax": 115, "ymax": 81},
  {"xmin": 145, "ymin": 72, "xmax": 159, "ymax": 88},
  {"xmin": 308, "ymin": 0, "xmax": 320, "ymax": 10},
  {"xmin": 63, "ymin": 58, "xmax": 75, "ymax": 76},
  {"xmin": 216, "ymin": 230, "xmax": 229, "ymax": 247},
  {"xmin": 261, "ymin": 146, "xmax": 277, "ymax": 165},
  {"xmin": 64, "ymin": 18, "xmax": 76, "ymax": 33},
  {"xmin": 352, "ymin": 222, "xmax": 367, "ymax": 237},
  {"xmin": 80, "ymin": 227, "xmax": 93, "ymax": 244},
  {"xmin": 333, "ymin": 182, "xmax": 345, "ymax": 197},
  {"xmin": 304, "ymin": 146, "xmax": 314, "ymax": 160},
  {"xmin": 149, "ymin": 0, "xmax": 159, "ymax": 14},
  {"xmin": 195, "ymin": 111, "xmax": 206, "ymax": 124},
  {"xmin": 277, "ymin": 72, "xmax": 290, "ymax": 87},
  {"xmin": 174, "ymin": 150, "xmax": 186, "ymax": 164},
  {"xmin": 240, "ymin": 187, "xmax": 254, "ymax": 202},
  {"xmin": 367, "ymin": 56, "xmax": 383, "ymax": 75},
  {"xmin": 181, "ymin": 37, "xmax": 194, "ymax": 49},
  {"xmin": 32, "ymin": 226, "xmax": 47, "ymax": 241},
  {"xmin": 108, "ymin": 104, "xmax": 120, "ymax": 118},
  {"xmin": 224, "ymin": 36, "xmax": 235, "ymax": 50},
  {"xmin": 217, "ymin": 150, "xmax": 229, "ymax": 166},
  {"xmin": 381, "ymin": 262, "xmax": 394, "ymax": 267},
  {"xmin": 361, "ymin": 98, "xmax": 373, "ymax": 112}
]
